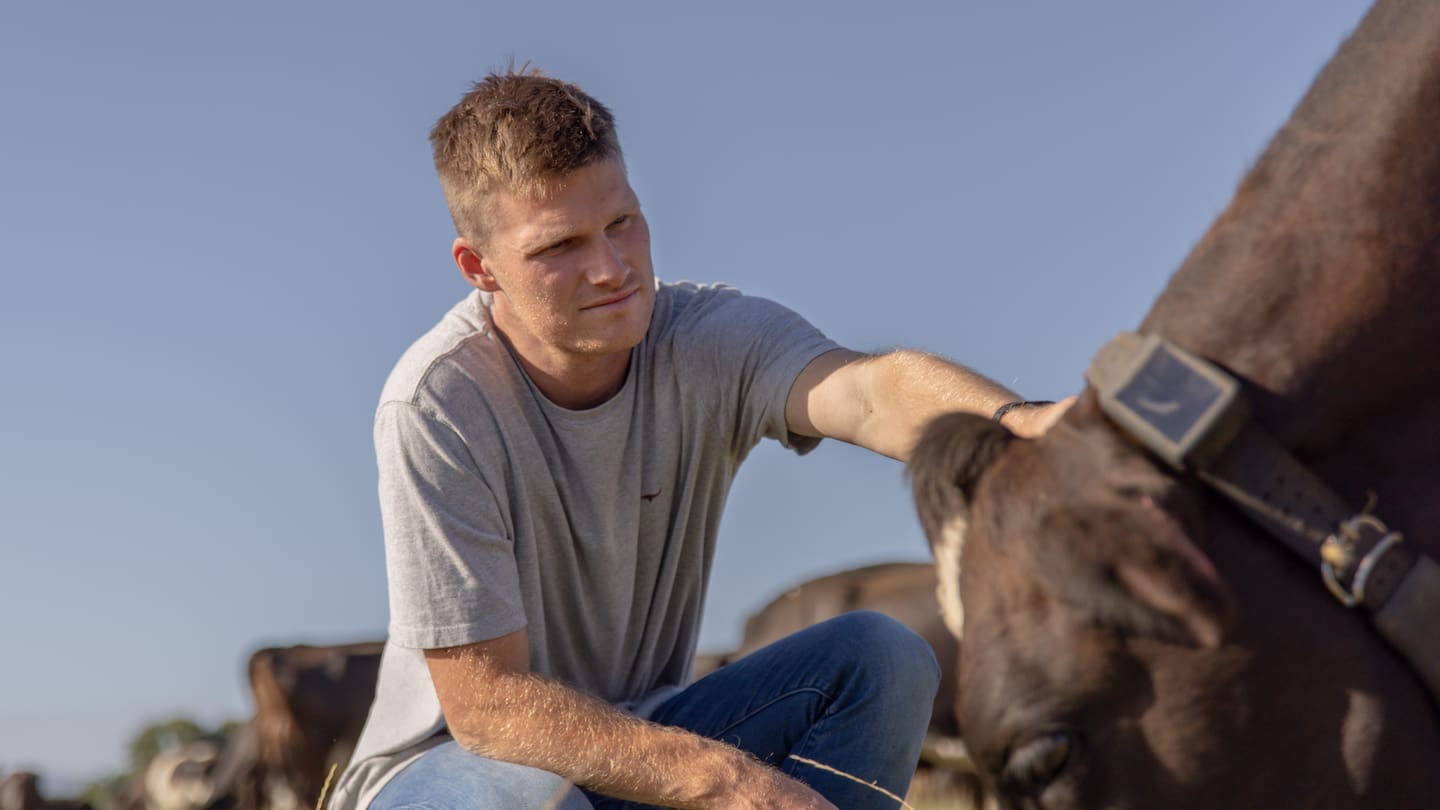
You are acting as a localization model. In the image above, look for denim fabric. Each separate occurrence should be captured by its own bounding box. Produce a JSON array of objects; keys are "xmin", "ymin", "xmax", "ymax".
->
[
  {"xmin": 372, "ymin": 611, "xmax": 939, "ymax": 810},
  {"xmin": 371, "ymin": 741, "xmax": 594, "ymax": 810}
]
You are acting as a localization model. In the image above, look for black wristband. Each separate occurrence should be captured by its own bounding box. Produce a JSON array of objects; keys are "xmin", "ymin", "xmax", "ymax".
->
[{"xmin": 992, "ymin": 400, "xmax": 1055, "ymax": 424}]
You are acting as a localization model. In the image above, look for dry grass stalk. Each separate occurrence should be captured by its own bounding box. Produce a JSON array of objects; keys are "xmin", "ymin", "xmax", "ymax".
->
[
  {"xmin": 787, "ymin": 754, "xmax": 917, "ymax": 810},
  {"xmin": 314, "ymin": 763, "xmax": 338, "ymax": 810}
]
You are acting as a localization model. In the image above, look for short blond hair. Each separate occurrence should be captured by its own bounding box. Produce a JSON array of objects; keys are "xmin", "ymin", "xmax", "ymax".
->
[{"xmin": 430, "ymin": 67, "xmax": 623, "ymax": 241}]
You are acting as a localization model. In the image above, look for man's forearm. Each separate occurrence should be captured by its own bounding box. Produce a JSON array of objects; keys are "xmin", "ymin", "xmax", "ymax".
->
[
  {"xmin": 850, "ymin": 350, "xmax": 1019, "ymax": 460},
  {"xmin": 447, "ymin": 662, "xmax": 818, "ymax": 809}
]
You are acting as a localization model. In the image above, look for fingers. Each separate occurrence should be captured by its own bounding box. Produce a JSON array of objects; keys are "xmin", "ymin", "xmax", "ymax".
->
[{"xmin": 1016, "ymin": 396, "xmax": 1077, "ymax": 438}]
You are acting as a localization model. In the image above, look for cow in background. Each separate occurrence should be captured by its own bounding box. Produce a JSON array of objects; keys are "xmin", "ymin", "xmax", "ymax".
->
[
  {"xmin": 142, "ymin": 743, "xmax": 222, "ymax": 810},
  {"xmin": 75, "ymin": 643, "xmax": 381, "ymax": 810},
  {"xmin": 105, "ymin": 730, "xmax": 256, "ymax": 810},
  {"xmin": 0, "ymin": 773, "xmax": 91, "ymax": 810},
  {"xmin": 244, "ymin": 642, "xmax": 384, "ymax": 810}
]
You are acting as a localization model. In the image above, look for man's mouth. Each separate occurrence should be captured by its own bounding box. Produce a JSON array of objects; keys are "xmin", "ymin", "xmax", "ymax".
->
[{"xmin": 581, "ymin": 288, "xmax": 638, "ymax": 310}]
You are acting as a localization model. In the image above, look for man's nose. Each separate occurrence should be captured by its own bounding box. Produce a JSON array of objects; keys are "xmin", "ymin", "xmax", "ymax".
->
[{"xmin": 589, "ymin": 236, "xmax": 629, "ymax": 285}]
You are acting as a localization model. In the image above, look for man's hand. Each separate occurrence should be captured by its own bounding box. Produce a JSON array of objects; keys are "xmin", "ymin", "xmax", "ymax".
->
[
  {"xmin": 729, "ymin": 769, "xmax": 838, "ymax": 810},
  {"xmin": 1000, "ymin": 396, "xmax": 1077, "ymax": 438}
]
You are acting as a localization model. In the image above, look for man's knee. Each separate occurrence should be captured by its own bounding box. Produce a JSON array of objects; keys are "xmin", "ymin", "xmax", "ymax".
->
[
  {"xmin": 372, "ymin": 742, "xmax": 593, "ymax": 810},
  {"xmin": 822, "ymin": 610, "xmax": 942, "ymax": 695}
]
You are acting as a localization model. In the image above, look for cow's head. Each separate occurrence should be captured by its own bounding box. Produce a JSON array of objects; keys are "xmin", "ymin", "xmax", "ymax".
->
[{"xmin": 909, "ymin": 391, "xmax": 1243, "ymax": 808}]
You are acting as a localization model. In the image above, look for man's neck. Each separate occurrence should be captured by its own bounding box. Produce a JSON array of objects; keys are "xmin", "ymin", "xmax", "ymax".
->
[
  {"xmin": 510, "ymin": 345, "xmax": 631, "ymax": 410},
  {"xmin": 485, "ymin": 320, "xmax": 627, "ymax": 411}
]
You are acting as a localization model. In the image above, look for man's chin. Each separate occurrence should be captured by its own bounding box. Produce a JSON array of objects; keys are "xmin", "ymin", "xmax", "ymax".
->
[
  {"xmin": 611, "ymin": 300, "xmax": 654, "ymax": 347},
  {"xmin": 573, "ymin": 297, "xmax": 652, "ymax": 353},
  {"xmin": 571, "ymin": 325, "xmax": 648, "ymax": 357}
]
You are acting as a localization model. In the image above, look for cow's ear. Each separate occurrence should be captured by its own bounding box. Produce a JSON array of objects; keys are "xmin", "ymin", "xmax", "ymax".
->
[
  {"xmin": 1035, "ymin": 497, "xmax": 1229, "ymax": 649},
  {"xmin": 908, "ymin": 411, "xmax": 1016, "ymax": 640},
  {"xmin": 908, "ymin": 412, "xmax": 1016, "ymax": 549}
]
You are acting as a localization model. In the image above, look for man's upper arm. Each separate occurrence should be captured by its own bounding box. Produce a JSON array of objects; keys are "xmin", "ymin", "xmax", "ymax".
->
[
  {"xmin": 783, "ymin": 348, "xmax": 872, "ymax": 442},
  {"xmin": 377, "ymin": 401, "xmax": 526, "ymax": 649}
]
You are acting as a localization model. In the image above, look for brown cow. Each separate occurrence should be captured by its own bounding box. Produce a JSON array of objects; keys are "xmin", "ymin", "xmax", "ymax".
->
[
  {"xmin": 0, "ymin": 773, "xmax": 91, "ymax": 810},
  {"xmin": 245, "ymin": 642, "xmax": 384, "ymax": 810},
  {"xmin": 199, "ymin": 723, "xmax": 263, "ymax": 810},
  {"xmin": 909, "ymin": 1, "xmax": 1440, "ymax": 807}
]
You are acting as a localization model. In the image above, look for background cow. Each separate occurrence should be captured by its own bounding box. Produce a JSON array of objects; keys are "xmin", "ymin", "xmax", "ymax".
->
[
  {"xmin": 0, "ymin": 773, "xmax": 91, "ymax": 810},
  {"xmin": 244, "ymin": 642, "xmax": 383, "ymax": 810},
  {"xmin": 141, "ymin": 743, "xmax": 221, "ymax": 810}
]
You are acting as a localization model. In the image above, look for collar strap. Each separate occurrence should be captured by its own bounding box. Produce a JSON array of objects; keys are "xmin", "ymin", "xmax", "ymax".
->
[{"xmin": 1085, "ymin": 332, "xmax": 1440, "ymax": 702}]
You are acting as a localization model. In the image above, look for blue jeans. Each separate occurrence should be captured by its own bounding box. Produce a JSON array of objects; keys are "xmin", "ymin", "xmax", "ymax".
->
[{"xmin": 372, "ymin": 611, "xmax": 940, "ymax": 810}]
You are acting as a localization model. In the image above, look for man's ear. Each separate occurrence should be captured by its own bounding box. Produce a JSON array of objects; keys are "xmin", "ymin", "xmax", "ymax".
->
[{"xmin": 454, "ymin": 238, "xmax": 500, "ymax": 292}]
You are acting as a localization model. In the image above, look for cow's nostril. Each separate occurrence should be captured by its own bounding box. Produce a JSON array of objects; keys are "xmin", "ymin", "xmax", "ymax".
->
[{"xmin": 1002, "ymin": 730, "xmax": 1075, "ymax": 795}]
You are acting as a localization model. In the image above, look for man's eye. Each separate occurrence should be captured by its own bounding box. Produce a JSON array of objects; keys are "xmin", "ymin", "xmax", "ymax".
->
[{"xmin": 608, "ymin": 214, "xmax": 631, "ymax": 229}]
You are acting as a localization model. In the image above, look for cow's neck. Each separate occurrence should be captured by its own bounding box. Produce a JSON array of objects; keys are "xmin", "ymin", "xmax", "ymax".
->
[
  {"xmin": 1138, "ymin": 0, "xmax": 1440, "ymax": 550},
  {"xmin": 1141, "ymin": 0, "xmax": 1440, "ymax": 447}
]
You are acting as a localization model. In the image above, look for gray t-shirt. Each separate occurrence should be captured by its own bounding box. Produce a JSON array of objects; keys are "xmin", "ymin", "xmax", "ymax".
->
[{"xmin": 329, "ymin": 282, "xmax": 839, "ymax": 809}]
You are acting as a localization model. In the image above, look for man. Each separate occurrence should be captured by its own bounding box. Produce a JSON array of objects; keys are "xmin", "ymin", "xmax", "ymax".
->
[{"xmin": 329, "ymin": 69, "xmax": 1068, "ymax": 810}]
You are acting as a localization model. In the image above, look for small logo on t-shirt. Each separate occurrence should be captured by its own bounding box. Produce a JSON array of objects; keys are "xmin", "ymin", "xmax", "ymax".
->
[{"xmin": 641, "ymin": 488, "xmax": 663, "ymax": 502}]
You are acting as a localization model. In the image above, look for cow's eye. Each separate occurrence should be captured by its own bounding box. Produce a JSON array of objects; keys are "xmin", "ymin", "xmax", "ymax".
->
[{"xmin": 1001, "ymin": 730, "xmax": 1076, "ymax": 796}]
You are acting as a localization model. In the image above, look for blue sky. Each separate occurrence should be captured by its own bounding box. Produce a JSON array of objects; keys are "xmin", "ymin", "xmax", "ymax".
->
[{"xmin": 0, "ymin": 0, "xmax": 1372, "ymax": 785}]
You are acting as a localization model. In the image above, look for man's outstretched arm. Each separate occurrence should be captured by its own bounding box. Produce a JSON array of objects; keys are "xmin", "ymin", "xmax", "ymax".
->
[
  {"xmin": 426, "ymin": 631, "xmax": 835, "ymax": 810},
  {"xmin": 785, "ymin": 348, "xmax": 1073, "ymax": 460}
]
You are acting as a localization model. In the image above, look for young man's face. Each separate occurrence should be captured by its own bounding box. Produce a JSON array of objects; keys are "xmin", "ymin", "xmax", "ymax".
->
[{"xmin": 461, "ymin": 157, "xmax": 655, "ymax": 368}]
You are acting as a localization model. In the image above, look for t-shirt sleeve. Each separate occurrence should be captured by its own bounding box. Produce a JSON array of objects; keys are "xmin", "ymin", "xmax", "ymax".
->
[
  {"xmin": 374, "ymin": 400, "xmax": 526, "ymax": 650},
  {"xmin": 676, "ymin": 287, "xmax": 840, "ymax": 457}
]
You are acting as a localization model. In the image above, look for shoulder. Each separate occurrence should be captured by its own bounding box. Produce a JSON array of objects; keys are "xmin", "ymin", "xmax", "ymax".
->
[
  {"xmin": 651, "ymin": 280, "xmax": 801, "ymax": 337},
  {"xmin": 377, "ymin": 291, "xmax": 514, "ymax": 420},
  {"xmin": 652, "ymin": 279, "xmax": 736, "ymax": 319}
]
